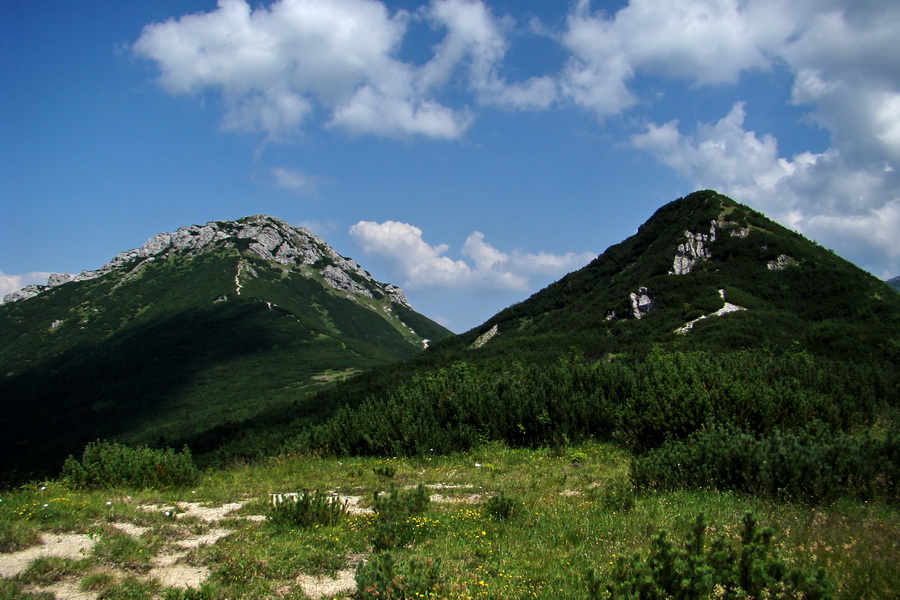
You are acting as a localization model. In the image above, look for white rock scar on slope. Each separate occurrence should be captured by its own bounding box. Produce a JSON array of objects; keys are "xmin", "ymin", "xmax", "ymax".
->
[{"xmin": 674, "ymin": 289, "xmax": 746, "ymax": 334}]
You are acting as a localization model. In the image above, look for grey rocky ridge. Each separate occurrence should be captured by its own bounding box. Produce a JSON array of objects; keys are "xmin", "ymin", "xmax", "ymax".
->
[{"xmin": 5, "ymin": 215, "xmax": 411, "ymax": 308}]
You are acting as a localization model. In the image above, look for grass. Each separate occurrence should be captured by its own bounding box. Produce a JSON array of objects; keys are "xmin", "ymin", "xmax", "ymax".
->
[{"xmin": 0, "ymin": 441, "xmax": 897, "ymax": 599}]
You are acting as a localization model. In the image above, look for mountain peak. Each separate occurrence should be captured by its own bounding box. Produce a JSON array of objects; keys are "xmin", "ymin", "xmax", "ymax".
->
[
  {"xmin": 0, "ymin": 213, "xmax": 452, "ymax": 478},
  {"xmin": 4, "ymin": 215, "xmax": 410, "ymax": 308},
  {"xmin": 463, "ymin": 190, "xmax": 899, "ymax": 363}
]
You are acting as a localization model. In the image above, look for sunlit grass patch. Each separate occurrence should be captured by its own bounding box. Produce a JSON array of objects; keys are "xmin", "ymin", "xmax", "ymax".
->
[
  {"xmin": 0, "ymin": 440, "xmax": 895, "ymax": 599},
  {"xmin": 15, "ymin": 556, "xmax": 92, "ymax": 586}
]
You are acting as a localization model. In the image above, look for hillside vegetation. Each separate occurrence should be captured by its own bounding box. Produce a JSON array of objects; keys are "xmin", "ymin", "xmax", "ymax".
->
[
  {"xmin": 191, "ymin": 191, "xmax": 899, "ymax": 470},
  {"xmin": 0, "ymin": 216, "xmax": 451, "ymax": 481}
]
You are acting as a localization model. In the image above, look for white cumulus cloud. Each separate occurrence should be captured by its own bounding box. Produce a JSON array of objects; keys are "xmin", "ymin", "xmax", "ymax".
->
[
  {"xmin": 421, "ymin": 0, "xmax": 558, "ymax": 110},
  {"xmin": 558, "ymin": 0, "xmax": 900, "ymax": 276},
  {"xmin": 349, "ymin": 221, "xmax": 594, "ymax": 292},
  {"xmin": 133, "ymin": 0, "xmax": 556, "ymax": 140},
  {"xmin": 558, "ymin": 0, "xmax": 795, "ymax": 118},
  {"xmin": 133, "ymin": 0, "xmax": 468, "ymax": 140}
]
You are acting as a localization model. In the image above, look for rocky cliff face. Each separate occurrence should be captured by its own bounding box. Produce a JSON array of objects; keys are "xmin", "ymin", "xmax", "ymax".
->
[{"xmin": 4, "ymin": 215, "xmax": 410, "ymax": 308}]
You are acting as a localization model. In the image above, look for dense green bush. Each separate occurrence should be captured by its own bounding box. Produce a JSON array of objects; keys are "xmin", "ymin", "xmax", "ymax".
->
[
  {"xmin": 373, "ymin": 484, "xmax": 430, "ymax": 520},
  {"xmin": 631, "ymin": 424, "xmax": 899, "ymax": 502},
  {"xmin": 370, "ymin": 484, "xmax": 431, "ymax": 550},
  {"xmin": 484, "ymin": 492, "xmax": 518, "ymax": 521},
  {"xmin": 300, "ymin": 350, "xmax": 894, "ymax": 458},
  {"xmin": 267, "ymin": 489, "xmax": 349, "ymax": 529},
  {"xmin": 593, "ymin": 513, "xmax": 833, "ymax": 600},
  {"xmin": 60, "ymin": 440, "xmax": 199, "ymax": 489},
  {"xmin": 355, "ymin": 552, "xmax": 442, "ymax": 600},
  {"xmin": 373, "ymin": 465, "xmax": 397, "ymax": 479}
]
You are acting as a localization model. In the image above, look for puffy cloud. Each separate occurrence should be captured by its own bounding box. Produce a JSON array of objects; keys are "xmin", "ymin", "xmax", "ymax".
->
[
  {"xmin": 349, "ymin": 221, "xmax": 595, "ymax": 291},
  {"xmin": 631, "ymin": 102, "xmax": 900, "ymax": 277},
  {"xmin": 421, "ymin": 0, "xmax": 558, "ymax": 110},
  {"xmin": 330, "ymin": 86, "xmax": 472, "ymax": 139},
  {"xmin": 134, "ymin": 0, "xmax": 469, "ymax": 140},
  {"xmin": 272, "ymin": 167, "xmax": 321, "ymax": 197},
  {"xmin": 558, "ymin": 0, "xmax": 795, "ymax": 117},
  {"xmin": 781, "ymin": 5, "xmax": 900, "ymax": 163},
  {"xmin": 349, "ymin": 221, "xmax": 472, "ymax": 288},
  {"xmin": 133, "ymin": 0, "xmax": 557, "ymax": 139},
  {"xmin": 570, "ymin": 0, "xmax": 900, "ymax": 276},
  {"xmin": 0, "ymin": 271, "xmax": 53, "ymax": 301}
]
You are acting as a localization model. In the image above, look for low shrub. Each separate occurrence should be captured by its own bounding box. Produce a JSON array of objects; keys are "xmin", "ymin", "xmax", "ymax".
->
[
  {"xmin": 373, "ymin": 465, "xmax": 397, "ymax": 479},
  {"xmin": 161, "ymin": 585, "xmax": 218, "ymax": 600},
  {"xmin": 370, "ymin": 484, "xmax": 431, "ymax": 550},
  {"xmin": 17, "ymin": 557, "xmax": 90, "ymax": 585},
  {"xmin": 61, "ymin": 440, "xmax": 199, "ymax": 490},
  {"xmin": 631, "ymin": 424, "xmax": 898, "ymax": 503},
  {"xmin": 0, "ymin": 580, "xmax": 53, "ymax": 600},
  {"xmin": 267, "ymin": 489, "xmax": 348, "ymax": 529},
  {"xmin": 594, "ymin": 477, "xmax": 635, "ymax": 512},
  {"xmin": 96, "ymin": 576, "xmax": 159, "ymax": 600},
  {"xmin": 484, "ymin": 493, "xmax": 517, "ymax": 521},
  {"xmin": 0, "ymin": 519, "xmax": 40, "ymax": 553},
  {"xmin": 373, "ymin": 484, "xmax": 430, "ymax": 521},
  {"xmin": 355, "ymin": 552, "xmax": 442, "ymax": 600},
  {"xmin": 592, "ymin": 513, "xmax": 833, "ymax": 600}
]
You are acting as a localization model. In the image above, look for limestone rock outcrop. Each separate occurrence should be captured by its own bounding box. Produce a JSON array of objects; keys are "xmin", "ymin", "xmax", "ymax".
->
[
  {"xmin": 671, "ymin": 221, "xmax": 717, "ymax": 275},
  {"xmin": 767, "ymin": 254, "xmax": 799, "ymax": 271},
  {"xmin": 629, "ymin": 287, "xmax": 654, "ymax": 319},
  {"xmin": 3, "ymin": 215, "xmax": 410, "ymax": 308}
]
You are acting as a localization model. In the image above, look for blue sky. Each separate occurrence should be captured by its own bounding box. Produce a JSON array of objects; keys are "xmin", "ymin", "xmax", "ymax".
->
[{"xmin": 2, "ymin": 0, "xmax": 899, "ymax": 332}]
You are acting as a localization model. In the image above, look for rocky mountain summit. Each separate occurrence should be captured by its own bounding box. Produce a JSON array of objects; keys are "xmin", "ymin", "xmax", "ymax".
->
[{"xmin": 5, "ymin": 215, "xmax": 410, "ymax": 307}]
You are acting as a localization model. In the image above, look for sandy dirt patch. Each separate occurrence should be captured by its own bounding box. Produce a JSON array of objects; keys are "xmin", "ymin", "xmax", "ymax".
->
[
  {"xmin": 271, "ymin": 492, "xmax": 373, "ymax": 515},
  {"xmin": 110, "ymin": 522, "xmax": 149, "ymax": 537},
  {"xmin": 150, "ymin": 562, "xmax": 211, "ymax": 590},
  {"xmin": 0, "ymin": 533, "xmax": 94, "ymax": 578},
  {"xmin": 25, "ymin": 580, "xmax": 97, "ymax": 600},
  {"xmin": 425, "ymin": 483, "xmax": 475, "ymax": 490},
  {"xmin": 296, "ymin": 554, "xmax": 365, "ymax": 600},
  {"xmin": 138, "ymin": 501, "xmax": 246, "ymax": 522},
  {"xmin": 429, "ymin": 493, "xmax": 484, "ymax": 504},
  {"xmin": 337, "ymin": 494, "xmax": 372, "ymax": 515}
]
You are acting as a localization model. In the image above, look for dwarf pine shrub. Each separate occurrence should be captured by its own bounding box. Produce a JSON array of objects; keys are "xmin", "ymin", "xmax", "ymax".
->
[
  {"xmin": 373, "ymin": 484, "xmax": 430, "ymax": 520},
  {"xmin": 484, "ymin": 492, "xmax": 517, "ymax": 521},
  {"xmin": 355, "ymin": 552, "xmax": 442, "ymax": 600},
  {"xmin": 594, "ymin": 513, "xmax": 833, "ymax": 600},
  {"xmin": 370, "ymin": 484, "xmax": 431, "ymax": 550},
  {"xmin": 61, "ymin": 440, "xmax": 199, "ymax": 489},
  {"xmin": 267, "ymin": 489, "xmax": 348, "ymax": 529},
  {"xmin": 373, "ymin": 465, "xmax": 397, "ymax": 479},
  {"xmin": 631, "ymin": 424, "xmax": 898, "ymax": 502}
]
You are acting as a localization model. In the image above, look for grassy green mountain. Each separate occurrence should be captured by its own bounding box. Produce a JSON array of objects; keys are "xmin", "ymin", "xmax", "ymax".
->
[
  {"xmin": 0, "ymin": 215, "xmax": 452, "ymax": 480},
  {"xmin": 197, "ymin": 190, "xmax": 899, "ymax": 464},
  {"xmin": 451, "ymin": 189, "xmax": 899, "ymax": 361},
  {"xmin": 889, "ymin": 276, "xmax": 900, "ymax": 292}
]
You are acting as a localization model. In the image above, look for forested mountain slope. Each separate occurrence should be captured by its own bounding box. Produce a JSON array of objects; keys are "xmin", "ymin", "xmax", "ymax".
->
[
  {"xmin": 0, "ymin": 215, "xmax": 451, "ymax": 480},
  {"xmin": 197, "ymin": 191, "xmax": 899, "ymax": 464}
]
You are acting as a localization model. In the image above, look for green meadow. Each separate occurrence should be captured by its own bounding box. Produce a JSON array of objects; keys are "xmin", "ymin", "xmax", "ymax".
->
[{"xmin": 1, "ymin": 441, "xmax": 896, "ymax": 599}]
